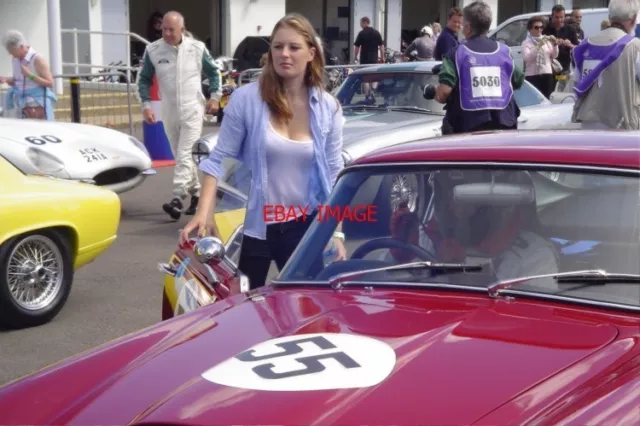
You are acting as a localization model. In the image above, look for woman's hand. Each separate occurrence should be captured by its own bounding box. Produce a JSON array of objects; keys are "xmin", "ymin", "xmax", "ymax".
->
[
  {"xmin": 334, "ymin": 237, "xmax": 347, "ymax": 261},
  {"xmin": 179, "ymin": 211, "xmax": 221, "ymax": 245}
]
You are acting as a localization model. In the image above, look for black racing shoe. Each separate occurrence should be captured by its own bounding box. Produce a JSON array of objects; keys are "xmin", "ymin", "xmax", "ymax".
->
[
  {"xmin": 184, "ymin": 196, "xmax": 199, "ymax": 216},
  {"xmin": 162, "ymin": 198, "xmax": 183, "ymax": 220}
]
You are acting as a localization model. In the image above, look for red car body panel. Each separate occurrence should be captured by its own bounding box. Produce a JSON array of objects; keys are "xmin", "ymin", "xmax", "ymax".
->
[
  {"xmin": 2, "ymin": 131, "xmax": 640, "ymax": 424},
  {"xmin": 0, "ymin": 287, "xmax": 638, "ymax": 425},
  {"xmin": 352, "ymin": 130, "xmax": 640, "ymax": 169},
  {"xmin": 162, "ymin": 240, "xmax": 242, "ymax": 320}
]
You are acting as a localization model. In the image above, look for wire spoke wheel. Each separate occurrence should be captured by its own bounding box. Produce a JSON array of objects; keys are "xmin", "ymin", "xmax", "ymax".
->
[
  {"xmin": 6, "ymin": 235, "xmax": 64, "ymax": 311},
  {"xmin": 390, "ymin": 174, "xmax": 419, "ymax": 213}
]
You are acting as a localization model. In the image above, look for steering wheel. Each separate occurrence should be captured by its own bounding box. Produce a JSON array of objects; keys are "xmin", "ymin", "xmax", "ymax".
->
[{"xmin": 350, "ymin": 237, "xmax": 438, "ymax": 262}]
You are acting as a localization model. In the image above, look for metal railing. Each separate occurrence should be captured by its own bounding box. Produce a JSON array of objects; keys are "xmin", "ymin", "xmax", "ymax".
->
[
  {"xmin": 61, "ymin": 29, "xmax": 150, "ymax": 83},
  {"xmin": 51, "ymin": 72, "xmax": 135, "ymax": 135}
]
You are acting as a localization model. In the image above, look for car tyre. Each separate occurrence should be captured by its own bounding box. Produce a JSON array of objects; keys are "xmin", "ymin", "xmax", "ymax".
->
[{"xmin": 0, "ymin": 230, "xmax": 74, "ymax": 329}]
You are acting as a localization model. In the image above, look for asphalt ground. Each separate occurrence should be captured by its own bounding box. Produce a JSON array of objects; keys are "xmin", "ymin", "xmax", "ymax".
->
[
  {"xmin": 0, "ymin": 125, "xmax": 364, "ymax": 386},
  {"xmin": 0, "ymin": 125, "xmax": 221, "ymax": 386}
]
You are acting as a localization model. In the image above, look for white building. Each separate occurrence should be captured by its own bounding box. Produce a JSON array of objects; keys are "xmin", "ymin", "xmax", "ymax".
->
[{"xmin": 1, "ymin": 0, "xmax": 609, "ymax": 94}]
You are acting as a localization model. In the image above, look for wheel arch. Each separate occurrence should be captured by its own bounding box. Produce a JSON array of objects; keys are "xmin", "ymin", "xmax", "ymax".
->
[{"xmin": 0, "ymin": 224, "xmax": 79, "ymax": 261}]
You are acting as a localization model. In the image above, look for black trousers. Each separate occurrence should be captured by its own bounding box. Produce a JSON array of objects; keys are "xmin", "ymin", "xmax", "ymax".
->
[
  {"xmin": 237, "ymin": 212, "xmax": 323, "ymax": 289},
  {"xmin": 525, "ymin": 74, "xmax": 555, "ymax": 99}
]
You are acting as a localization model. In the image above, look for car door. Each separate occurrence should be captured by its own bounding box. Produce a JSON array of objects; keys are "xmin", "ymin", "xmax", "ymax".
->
[
  {"xmin": 514, "ymin": 81, "xmax": 579, "ymax": 129},
  {"xmin": 490, "ymin": 18, "xmax": 529, "ymax": 70}
]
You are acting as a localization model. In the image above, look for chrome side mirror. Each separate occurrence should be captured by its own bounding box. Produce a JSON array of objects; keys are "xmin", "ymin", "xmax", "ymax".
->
[{"xmin": 194, "ymin": 236, "xmax": 225, "ymax": 265}]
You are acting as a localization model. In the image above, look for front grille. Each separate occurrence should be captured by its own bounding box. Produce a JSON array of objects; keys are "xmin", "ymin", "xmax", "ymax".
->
[{"xmin": 93, "ymin": 167, "xmax": 140, "ymax": 186}]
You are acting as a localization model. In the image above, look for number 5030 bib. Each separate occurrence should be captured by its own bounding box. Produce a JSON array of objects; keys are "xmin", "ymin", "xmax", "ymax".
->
[{"xmin": 456, "ymin": 43, "xmax": 514, "ymax": 111}]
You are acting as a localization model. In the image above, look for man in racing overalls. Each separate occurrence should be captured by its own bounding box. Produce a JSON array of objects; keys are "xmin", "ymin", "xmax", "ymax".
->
[
  {"xmin": 570, "ymin": 0, "xmax": 640, "ymax": 130},
  {"xmin": 427, "ymin": 1, "xmax": 525, "ymax": 135},
  {"xmin": 138, "ymin": 11, "xmax": 222, "ymax": 220},
  {"xmin": 388, "ymin": 169, "xmax": 559, "ymax": 291}
]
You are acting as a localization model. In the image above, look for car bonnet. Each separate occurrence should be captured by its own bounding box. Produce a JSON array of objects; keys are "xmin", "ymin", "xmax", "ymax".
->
[
  {"xmin": 0, "ymin": 288, "xmax": 628, "ymax": 425},
  {"xmin": 0, "ymin": 118, "xmax": 148, "ymax": 172}
]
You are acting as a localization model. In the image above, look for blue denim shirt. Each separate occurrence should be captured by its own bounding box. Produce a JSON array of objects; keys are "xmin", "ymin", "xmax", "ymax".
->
[{"xmin": 199, "ymin": 81, "xmax": 345, "ymax": 240}]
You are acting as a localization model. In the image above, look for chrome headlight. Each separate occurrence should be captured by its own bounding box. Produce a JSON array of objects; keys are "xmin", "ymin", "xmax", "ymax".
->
[
  {"xmin": 129, "ymin": 136, "xmax": 150, "ymax": 157},
  {"xmin": 26, "ymin": 147, "xmax": 65, "ymax": 173},
  {"xmin": 342, "ymin": 151, "xmax": 352, "ymax": 166},
  {"xmin": 192, "ymin": 138, "xmax": 210, "ymax": 165}
]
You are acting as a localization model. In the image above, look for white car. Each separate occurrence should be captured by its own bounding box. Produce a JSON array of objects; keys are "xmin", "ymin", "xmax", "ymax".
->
[
  {"xmin": 192, "ymin": 61, "xmax": 580, "ymax": 234},
  {"xmin": 0, "ymin": 113, "xmax": 155, "ymax": 194}
]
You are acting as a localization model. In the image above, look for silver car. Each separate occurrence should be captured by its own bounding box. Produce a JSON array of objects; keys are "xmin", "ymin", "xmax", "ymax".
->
[{"xmin": 193, "ymin": 61, "xmax": 579, "ymax": 229}]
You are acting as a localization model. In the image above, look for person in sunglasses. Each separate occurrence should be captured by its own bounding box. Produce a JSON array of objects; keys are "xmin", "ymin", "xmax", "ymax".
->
[{"xmin": 521, "ymin": 16, "xmax": 559, "ymax": 99}]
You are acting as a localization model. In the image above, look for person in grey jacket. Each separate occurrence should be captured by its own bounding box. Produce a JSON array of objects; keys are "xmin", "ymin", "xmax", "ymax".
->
[{"xmin": 404, "ymin": 26, "xmax": 436, "ymax": 60}]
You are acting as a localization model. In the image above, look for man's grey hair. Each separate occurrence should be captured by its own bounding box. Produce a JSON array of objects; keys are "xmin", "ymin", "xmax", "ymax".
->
[
  {"xmin": 2, "ymin": 30, "xmax": 27, "ymax": 51},
  {"xmin": 463, "ymin": 1, "xmax": 493, "ymax": 36},
  {"xmin": 608, "ymin": 0, "xmax": 640, "ymax": 23}
]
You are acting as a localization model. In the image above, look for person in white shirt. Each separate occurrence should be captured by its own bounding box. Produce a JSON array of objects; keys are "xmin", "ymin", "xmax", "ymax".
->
[
  {"xmin": 1, "ymin": 30, "xmax": 56, "ymax": 120},
  {"xmin": 386, "ymin": 169, "xmax": 559, "ymax": 290}
]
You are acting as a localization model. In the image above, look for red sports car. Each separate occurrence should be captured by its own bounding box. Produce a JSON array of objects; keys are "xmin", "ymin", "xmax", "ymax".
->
[{"xmin": 1, "ymin": 130, "xmax": 639, "ymax": 425}]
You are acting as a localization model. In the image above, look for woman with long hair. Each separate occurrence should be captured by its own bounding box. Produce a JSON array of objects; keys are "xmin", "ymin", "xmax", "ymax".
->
[{"xmin": 180, "ymin": 13, "xmax": 346, "ymax": 289}]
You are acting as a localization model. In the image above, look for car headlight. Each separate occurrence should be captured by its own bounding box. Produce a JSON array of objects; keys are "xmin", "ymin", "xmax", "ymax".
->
[
  {"xmin": 129, "ymin": 136, "xmax": 150, "ymax": 157},
  {"xmin": 26, "ymin": 147, "xmax": 65, "ymax": 173},
  {"xmin": 192, "ymin": 138, "xmax": 210, "ymax": 165},
  {"xmin": 342, "ymin": 151, "xmax": 351, "ymax": 166}
]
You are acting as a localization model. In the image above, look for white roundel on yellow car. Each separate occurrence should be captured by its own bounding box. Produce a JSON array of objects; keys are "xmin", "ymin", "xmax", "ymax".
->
[{"xmin": 200, "ymin": 332, "xmax": 396, "ymax": 391}]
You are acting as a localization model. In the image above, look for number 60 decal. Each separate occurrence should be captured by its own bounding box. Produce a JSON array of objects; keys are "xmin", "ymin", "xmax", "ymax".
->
[
  {"xmin": 201, "ymin": 333, "xmax": 397, "ymax": 391},
  {"xmin": 25, "ymin": 135, "xmax": 62, "ymax": 145}
]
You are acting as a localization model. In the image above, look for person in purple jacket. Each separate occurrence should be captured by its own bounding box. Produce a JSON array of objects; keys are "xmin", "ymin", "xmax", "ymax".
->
[
  {"xmin": 434, "ymin": 7, "xmax": 463, "ymax": 60},
  {"xmin": 425, "ymin": 1, "xmax": 525, "ymax": 134}
]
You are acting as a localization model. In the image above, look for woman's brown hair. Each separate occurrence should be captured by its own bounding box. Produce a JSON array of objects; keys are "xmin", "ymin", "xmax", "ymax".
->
[{"xmin": 259, "ymin": 13, "xmax": 326, "ymax": 123}]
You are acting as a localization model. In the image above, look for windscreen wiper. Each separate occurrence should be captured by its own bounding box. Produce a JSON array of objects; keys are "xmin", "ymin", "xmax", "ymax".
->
[
  {"xmin": 486, "ymin": 269, "xmax": 640, "ymax": 298},
  {"xmin": 386, "ymin": 106, "xmax": 438, "ymax": 114},
  {"xmin": 342, "ymin": 104, "xmax": 387, "ymax": 110},
  {"xmin": 328, "ymin": 260, "xmax": 484, "ymax": 290}
]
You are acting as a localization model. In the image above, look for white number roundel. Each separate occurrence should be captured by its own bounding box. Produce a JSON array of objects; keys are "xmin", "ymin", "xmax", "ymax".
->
[{"xmin": 201, "ymin": 333, "xmax": 397, "ymax": 391}]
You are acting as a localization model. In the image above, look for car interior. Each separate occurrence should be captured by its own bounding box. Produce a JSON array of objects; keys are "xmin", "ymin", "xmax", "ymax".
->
[{"xmin": 287, "ymin": 168, "xmax": 640, "ymax": 307}]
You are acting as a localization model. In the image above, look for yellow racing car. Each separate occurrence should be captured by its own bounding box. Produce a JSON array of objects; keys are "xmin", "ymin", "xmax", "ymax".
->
[
  {"xmin": 159, "ymin": 178, "xmax": 249, "ymax": 320},
  {"xmin": 0, "ymin": 155, "xmax": 120, "ymax": 329}
]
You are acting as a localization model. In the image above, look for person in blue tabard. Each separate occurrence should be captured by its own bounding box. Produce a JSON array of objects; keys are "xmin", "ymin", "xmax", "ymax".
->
[
  {"xmin": 571, "ymin": 0, "xmax": 640, "ymax": 130},
  {"xmin": 429, "ymin": 1, "xmax": 525, "ymax": 134}
]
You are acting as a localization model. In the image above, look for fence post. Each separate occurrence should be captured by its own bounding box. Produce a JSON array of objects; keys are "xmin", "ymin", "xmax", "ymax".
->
[{"xmin": 70, "ymin": 77, "xmax": 80, "ymax": 123}]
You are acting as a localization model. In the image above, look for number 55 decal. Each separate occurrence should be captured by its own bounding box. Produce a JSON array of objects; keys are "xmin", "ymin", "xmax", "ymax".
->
[
  {"xmin": 201, "ymin": 333, "xmax": 397, "ymax": 391},
  {"xmin": 236, "ymin": 335, "xmax": 361, "ymax": 379}
]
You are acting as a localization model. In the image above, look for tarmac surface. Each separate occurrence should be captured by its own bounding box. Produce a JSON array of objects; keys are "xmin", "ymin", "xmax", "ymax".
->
[{"xmin": 0, "ymin": 125, "xmax": 230, "ymax": 386}]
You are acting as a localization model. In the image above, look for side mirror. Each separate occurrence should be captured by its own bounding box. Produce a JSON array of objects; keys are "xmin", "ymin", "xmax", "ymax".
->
[
  {"xmin": 0, "ymin": 106, "xmax": 4, "ymax": 117},
  {"xmin": 423, "ymin": 84, "xmax": 437, "ymax": 100},
  {"xmin": 194, "ymin": 236, "xmax": 226, "ymax": 265}
]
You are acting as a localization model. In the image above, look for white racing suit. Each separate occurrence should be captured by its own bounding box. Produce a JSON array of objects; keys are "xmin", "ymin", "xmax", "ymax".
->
[{"xmin": 138, "ymin": 36, "xmax": 222, "ymax": 200}]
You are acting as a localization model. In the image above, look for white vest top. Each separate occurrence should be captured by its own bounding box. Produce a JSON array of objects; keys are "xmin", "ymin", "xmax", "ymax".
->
[{"xmin": 12, "ymin": 47, "xmax": 41, "ymax": 92}]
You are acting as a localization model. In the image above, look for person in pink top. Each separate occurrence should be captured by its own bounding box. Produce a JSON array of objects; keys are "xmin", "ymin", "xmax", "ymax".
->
[{"xmin": 521, "ymin": 16, "xmax": 559, "ymax": 99}]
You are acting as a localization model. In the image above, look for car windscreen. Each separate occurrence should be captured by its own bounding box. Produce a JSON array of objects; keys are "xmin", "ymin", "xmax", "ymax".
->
[
  {"xmin": 514, "ymin": 80, "xmax": 547, "ymax": 107},
  {"xmin": 276, "ymin": 165, "xmax": 640, "ymax": 309},
  {"xmin": 336, "ymin": 71, "xmax": 446, "ymax": 114}
]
